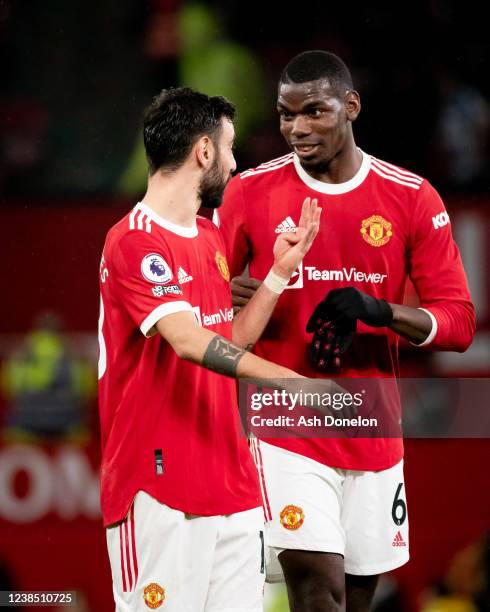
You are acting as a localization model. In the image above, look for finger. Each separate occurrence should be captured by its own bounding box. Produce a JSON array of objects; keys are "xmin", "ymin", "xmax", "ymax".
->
[
  {"xmin": 297, "ymin": 197, "xmax": 312, "ymax": 228},
  {"xmin": 231, "ymin": 285, "xmax": 259, "ymax": 299},
  {"xmin": 231, "ymin": 276, "xmax": 262, "ymax": 290},
  {"xmin": 295, "ymin": 218, "xmax": 319, "ymax": 254},
  {"xmin": 306, "ymin": 304, "xmax": 327, "ymax": 332},
  {"xmin": 298, "ymin": 206, "xmax": 321, "ymax": 250},
  {"xmin": 232, "ymin": 295, "xmax": 251, "ymax": 307}
]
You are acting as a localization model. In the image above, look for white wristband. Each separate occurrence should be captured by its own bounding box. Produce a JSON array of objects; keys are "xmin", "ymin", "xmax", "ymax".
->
[{"xmin": 263, "ymin": 269, "xmax": 291, "ymax": 294}]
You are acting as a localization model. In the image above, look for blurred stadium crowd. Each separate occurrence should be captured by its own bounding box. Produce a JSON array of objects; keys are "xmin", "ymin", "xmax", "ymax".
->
[{"xmin": 0, "ymin": 1, "xmax": 488, "ymax": 610}]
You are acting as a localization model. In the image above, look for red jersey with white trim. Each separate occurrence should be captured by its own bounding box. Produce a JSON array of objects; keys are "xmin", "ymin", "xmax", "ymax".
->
[
  {"xmin": 218, "ymin": 151, "xmax": 475, "ymax": 471},
  {"xmin": 98, "ymin": 202, "xmax": 261, "ymax": 526}
]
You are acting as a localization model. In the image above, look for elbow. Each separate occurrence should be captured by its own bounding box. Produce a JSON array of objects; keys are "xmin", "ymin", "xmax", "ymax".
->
[
  {"xmin": 423, "ymin": 302, "xmax": 476, "ymax": 352},
  {"xmin": 434, "ymin": 308, "xmax": 476, "ymax": 352},
  {"xmin": 453, "ymin": 321, "xmax": 476, "ymax": 353}
]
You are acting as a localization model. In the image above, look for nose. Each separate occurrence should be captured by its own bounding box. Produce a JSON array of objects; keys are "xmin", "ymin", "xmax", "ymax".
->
[
  {"xmin": 291, "ymin": 115, "xmax": 312, "ymax": 137},
  {"xmin": 230, "ymin": 154, "xmax": 237, "ymax": 174}
]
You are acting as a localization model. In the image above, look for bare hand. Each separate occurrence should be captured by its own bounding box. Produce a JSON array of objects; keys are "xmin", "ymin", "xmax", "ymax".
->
[{"xmin": 273, "ymin": 197, "xmax": 321, "ymax": 279}]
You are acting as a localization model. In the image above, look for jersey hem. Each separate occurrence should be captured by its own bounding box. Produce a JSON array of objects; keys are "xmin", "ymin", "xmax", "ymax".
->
[
  {"xmin": 102, "ymin": 491, "xmax": 263, "ymax": 528},
  {"xmin": 259, "ymin": 439, "xmax": 403, "ymax": 472},
  {"xmin": 344, "ymin": 553, "xmax": 410, "ymax": 576}
]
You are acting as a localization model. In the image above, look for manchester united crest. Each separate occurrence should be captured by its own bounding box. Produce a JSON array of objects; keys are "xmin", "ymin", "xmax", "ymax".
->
[
  {"xmin": 280, "ymin": 504, "xmax": 305, "ymax": 530},
  {"xmin": 143, "ymin": 583, "xmax": 165, "ymax": 609},
  {"xmin": 360, "ymin": 215, "xmax": 392, "ymax": 247},
  {"xmin": 215, "ymin": 250, "xmax": 230, "ymax": 282}
]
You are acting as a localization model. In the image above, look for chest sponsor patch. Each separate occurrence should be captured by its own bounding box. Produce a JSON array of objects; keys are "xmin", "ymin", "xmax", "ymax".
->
[
  {"xmin": 305, "ymin": 266, "xmax": 387, "ymax": 284},
  {"xmin": 141, "ymin": 253, "xmax": 173, "ymax": 284},
  {"xmin": 192, "ymin": 306, "xmax": 233, "ymax": 327},
  {"xmin": 360, "ymin": 215, "xmax": 392, "ymax": 247}
]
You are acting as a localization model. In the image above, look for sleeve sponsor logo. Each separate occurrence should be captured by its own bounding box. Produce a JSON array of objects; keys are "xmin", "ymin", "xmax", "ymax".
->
[
  {"xmin": 141, "ymin": 253, "xmax": 173, "ymax": 284},
  {"xmin": 360, "ymin": 215, "xmax": 393, "ymax": 247},
  {"xmin": 152, "ymin": 284, "xmax": 183, "ymax": 297},
  {"xmin": 432, "ymin": 211, "xmax": 450, "ymax": 229}
]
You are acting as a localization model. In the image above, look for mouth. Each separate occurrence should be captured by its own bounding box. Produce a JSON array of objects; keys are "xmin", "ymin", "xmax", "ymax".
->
[{"xmin": 291, "ymin": 143, "xmax": 319, "ymax": 157}]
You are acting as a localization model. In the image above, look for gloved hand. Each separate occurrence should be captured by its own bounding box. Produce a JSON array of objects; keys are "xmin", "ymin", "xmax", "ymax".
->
[
  {"xmin": 306, "ymin": 287, "xmax": 393, "ymax": 371},
  {"xmin": 320, "ymin": 287, "xmax": 393, "ymax": 327}
]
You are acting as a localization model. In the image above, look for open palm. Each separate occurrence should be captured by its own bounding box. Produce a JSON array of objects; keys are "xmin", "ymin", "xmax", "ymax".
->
[{"xmin": 273, "ymin": 197, "xmax": 321, "ymax": 279}]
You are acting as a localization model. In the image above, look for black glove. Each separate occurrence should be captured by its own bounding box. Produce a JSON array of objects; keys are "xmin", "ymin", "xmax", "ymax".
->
[
  {"xmin": 321, "ymin": 287, "xmax": 393, "ymax": 328},
  {"xmin": 306, "ymin": 287, "xmax": 392, "ymax": 371},
  {"xmin": 306, "ymin": 301, "xmax": 356, "ymax": 371}
]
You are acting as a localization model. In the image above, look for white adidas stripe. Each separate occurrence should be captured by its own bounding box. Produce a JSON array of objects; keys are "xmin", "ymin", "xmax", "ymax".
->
[
  {"xmin": 371, "ymin": 165, "xmax": 421, "ymax": 190},
  {"xmin": 254, "ymin": 153, "xmax": 294, "ymax": 169},
  {"xmin": 241, "ymin": 156, "xmax": 294, "ymax": 179},
  {"xmin": 129, "ymin": 206, "xmax": 152, "ymax": 232},
  {"xmin": 371, "ymin": 159, "xmax": 422, "ymax": 186},
  {"xmin": 372, "ymin": 157, "xmax": 422, "ymax": 182}
]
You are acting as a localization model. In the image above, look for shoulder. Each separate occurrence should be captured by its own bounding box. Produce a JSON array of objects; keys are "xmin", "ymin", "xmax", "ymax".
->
[
  {"xmin": 369, "ymin": 155, "xmax": 425, "ymax": 192},
  {"xmin": 106, "ymin": 206, "xmax": 169, "ymax": 261},
  {"xmin": 239, "ymin": 152, "xmax": 295, "ymax": 183},
  {"xmin": 196, "ymin": 214, "xmax": 218, "ymax": 233}
]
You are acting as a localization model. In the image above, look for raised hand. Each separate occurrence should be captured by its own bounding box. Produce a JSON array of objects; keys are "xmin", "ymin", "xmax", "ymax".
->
[{"xmin": 272, "ymin": 197, "xmax": 321, "ymax": 279}]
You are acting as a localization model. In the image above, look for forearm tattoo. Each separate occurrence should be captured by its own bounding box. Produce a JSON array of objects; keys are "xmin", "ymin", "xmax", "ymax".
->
[{"xmin": 202, "ymin": 335, "xmax": 247, "ymax": 377}]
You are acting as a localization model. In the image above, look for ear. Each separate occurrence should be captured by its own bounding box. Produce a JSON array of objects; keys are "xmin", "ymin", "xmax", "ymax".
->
[
  {"xmin": 345, "ymin": 90, "xmax": 361, "ymax": 122},
  {"xmin": 195, "ymin": 135, "xmax": 215, "ymax": 169}
]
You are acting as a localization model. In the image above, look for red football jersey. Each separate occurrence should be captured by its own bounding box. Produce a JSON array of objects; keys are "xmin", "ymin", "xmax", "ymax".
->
[
  {"xmin": 218, "ymin": 151, "xmax": 475, "ymax": 471},
  {"xmin": 98, "ymin": 202, "xmax": 261, "ymax": 526}
]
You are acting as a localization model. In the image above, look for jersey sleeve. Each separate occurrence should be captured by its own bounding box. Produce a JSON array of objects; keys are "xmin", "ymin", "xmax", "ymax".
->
[
  {"xmin": 407, "ymin": 180, "xmax": 476, "ymax": 351},
  {"xmin": 216, "ymin": 175, "xmax": 252, "ymax": 277},
  {"xmin": 111, "ymin": 231, "xmax": 194, "ymax": 337}
]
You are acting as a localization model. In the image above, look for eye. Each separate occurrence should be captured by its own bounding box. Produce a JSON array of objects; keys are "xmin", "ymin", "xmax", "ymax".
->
[
  {"xmin": 308, "ymin": 108, "xmax": 324, "ymax": 118},
  {"xmin": 279, "ymin": 110, "xmax": 294, "ymax": 120}
]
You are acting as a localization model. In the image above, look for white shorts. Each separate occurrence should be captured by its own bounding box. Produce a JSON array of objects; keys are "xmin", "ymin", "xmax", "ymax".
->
[
  {"xmin": 251, "ymin": 440, "xmax": 409, "ymax": 579},
  {"xmin": 106, "ymin": 491, "xmax": 265, "ymax": 611}
]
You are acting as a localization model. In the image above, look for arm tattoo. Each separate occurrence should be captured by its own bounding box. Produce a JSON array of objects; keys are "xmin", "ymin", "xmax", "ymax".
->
[{"xmin": 202, "ymin": 335, "xmax": 247, "ymax": 377}]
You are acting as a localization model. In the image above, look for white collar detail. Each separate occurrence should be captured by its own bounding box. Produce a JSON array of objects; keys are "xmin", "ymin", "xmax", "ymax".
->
[
  {"xmin": 293, "ymin": 149, "xmax": 371, "ymax": 194},
  {"xmin": 137, "ymin": 202, "xmax": 198, "ymax": 238}
]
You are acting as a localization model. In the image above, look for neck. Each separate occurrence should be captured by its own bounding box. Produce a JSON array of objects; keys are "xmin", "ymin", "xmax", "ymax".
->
[
  {"xmin": 305, "ymin": 133, "xmax": 362, "ymax": 184},
  {"xmin": 141, "ymin": 165, "xmax": 201, "ymax": 228}
]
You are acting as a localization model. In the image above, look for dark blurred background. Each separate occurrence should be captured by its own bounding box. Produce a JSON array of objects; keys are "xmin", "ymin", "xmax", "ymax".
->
[{"xmin": 0, "ymin": 1, "xmax": 489, "ymax": 610}]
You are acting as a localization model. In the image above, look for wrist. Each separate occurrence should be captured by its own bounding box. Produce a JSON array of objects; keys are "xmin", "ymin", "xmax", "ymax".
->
[
  {"xmin": 377, "ymin": 299, "xmax": 394, "ymax": 327},
  {"xmin": 271, "ymin": 264, "xmax": 292, "ymax": 280},
  {"xmin": 264, "ymin": 267, "xmax": 291, "ymax": 294}
]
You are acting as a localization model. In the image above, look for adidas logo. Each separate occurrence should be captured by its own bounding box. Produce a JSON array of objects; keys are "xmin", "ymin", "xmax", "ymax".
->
[
  {"xmin": 178, "ymin": 267, "xmax": 193, "ymax": 284},
  {"xmin": 275, "ymin": 216, "xmax": 297, "ymax": 233},
  {"xmin": 392, "ymin": 531, "xmax": 406, "ymax": 547}
]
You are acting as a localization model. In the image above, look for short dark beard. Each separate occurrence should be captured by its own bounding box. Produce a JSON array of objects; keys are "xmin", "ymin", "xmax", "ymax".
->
[
  {"xmin": 300, "ymin": 158, "xmax": 331, "ymax": 175},
  {"xmin": 198, "ymin": 155, "xmax": 229, "ymax": 209}
]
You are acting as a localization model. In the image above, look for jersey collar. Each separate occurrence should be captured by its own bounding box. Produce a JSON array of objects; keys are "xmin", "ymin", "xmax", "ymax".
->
[
  {"xmin": 293, "ymin": 149, "xmax": 371, "ymax": 194},
  {"xmin": 137, "ymin": 202, "xmax": 198, "ymax": 238}
]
